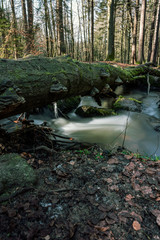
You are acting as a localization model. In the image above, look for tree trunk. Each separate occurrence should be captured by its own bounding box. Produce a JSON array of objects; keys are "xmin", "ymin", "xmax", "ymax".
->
[
  {"xmin": 147, "ymin": 0, "xmax": 158, "ymax": 62},
  {"xmin": 91, "ymin": 0, "xmax": 94, "ymax": 62},
  {"xmin": 131, "ymin": 0, "xmax": 139, "ymax": 64},
  {"xmin": 49, "ymin": 0, "xmax": 57, "ymax": 56},
  {"xmin": 10, "ymin": 0, "xmax": 18, "ymax": 59},
  {"xmin": 70, "ymin": 0, "xmax": 74, "ymax": 58},
  {"xmin": 120, "ymin": 1, "xmax": 124, "ymax": 63},
  {"xmin": 88, "ymin": 0, "xmax": 91, "ymax": 62},
  {"xmin": 56, "ymin": 0, "xmax": 66, "ymax": 55},
  {"xmin": 44, "ymin": 0, "xmax": 49, "ymax": 57},
  {"xmin": 137, "ymin": 0, "xmax": 146, "ymax": 64},
  {"xmin": 107, "ymin": 0, "xmax": 115, "ymax": 60},
  {"xmin": 82, "ymin": 0, "xmax": 87, "ymax": 61},
  {"xmin": 150, "ymin": 1, "xmax": 160, "ymax": 64},
  {"xmin": 0, "ymin": 56, "xmax": 159, "ymax": 120},
  {"xmin": 21, "ymin": 0, "xmax": 28, "ymax": 54},
  {"xmin": 27, "ymin": 0, "xmax": 34, "ymax": 53}
]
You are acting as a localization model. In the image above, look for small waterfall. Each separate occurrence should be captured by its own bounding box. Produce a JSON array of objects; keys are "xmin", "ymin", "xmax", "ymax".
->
[
  {"xmin": 147, "ymin": 73, "xmax": 150, "ymax": 95},
  {"xmin": 53, "ymin": 102, "xmax": 58, "ymax": 118}
]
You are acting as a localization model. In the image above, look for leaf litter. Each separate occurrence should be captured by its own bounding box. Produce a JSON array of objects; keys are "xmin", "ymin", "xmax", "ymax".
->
[{"xmin": 0, "ymin": 127, "xmax": 160, "ymax": 239}]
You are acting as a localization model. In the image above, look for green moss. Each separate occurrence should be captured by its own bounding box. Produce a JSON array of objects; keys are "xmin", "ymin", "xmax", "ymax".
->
[
  {"xmin": 76, "ymin": 105, "xmax": 116, "ymax": 117},
  {"xmin": 113, "ymin": 95, "xmax": 124, "ymax": 109},
  {"xmin": 128, "ymin": 97, "xmax": 142, "ymax": 104},
  {"xmin": 0, "ymin": 153, "xmax": 37, "ymax": 201},
  {"xmin": 58, "ymin": 96, "xmax": 81, "ymax": 113},
  {"xmin": 113, "ymin": 96, "xmax": 141, "ymax": 109}
]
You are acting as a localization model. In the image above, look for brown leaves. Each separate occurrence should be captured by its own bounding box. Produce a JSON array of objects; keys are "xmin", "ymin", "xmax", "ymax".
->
[
  {"xmin": 156, "ymin": 215, "xmax": 160, "ymax": 226},
  {"xmin": 125, "ymin": 194, "xmax": 134, "ymax": 201},
  {"xmin": 107, "ymin": 157, "xmax": 119, "ymax": 164},
  {"xmin": 94, "ymin": 226, "xmax": 110, "ymax": 232},
  {"xmin": 151, "ymin": 209, "xmax": 160, "ymax": 226},
  {"xmin": 132, "ymin": 221, "xmax": 141, "ymax": 231}
]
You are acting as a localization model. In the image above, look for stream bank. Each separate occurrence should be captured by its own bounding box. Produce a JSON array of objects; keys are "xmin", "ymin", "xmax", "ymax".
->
[{"xmin": 0, "ymin": 126, "xmax": 160, "ymax": 240}]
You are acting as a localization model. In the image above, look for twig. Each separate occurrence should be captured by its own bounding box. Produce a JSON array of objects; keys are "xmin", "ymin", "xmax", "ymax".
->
[
  {"xmin": 48, "ymin": 188, "xmax": 79, "ymax": 193},
  {"xmin": 26, "ymin": 145, "xmax": 56, "ymax": 153},
  {"xmin": 150, "ymin": 134, "xmax": 160, "ymax": 158},
  {"xmin": 122, "ymin": 111, "xmax": 130, "ymax": 148}
]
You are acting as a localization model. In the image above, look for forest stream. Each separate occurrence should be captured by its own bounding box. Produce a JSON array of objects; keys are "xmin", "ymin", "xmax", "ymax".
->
[
  {"xmin": 2, "ymin": 89, "xmax": 160, "ymax": 158},
  {"xmin": 52, "ymin": 90, "xmax": 160, "ymax": 158}
]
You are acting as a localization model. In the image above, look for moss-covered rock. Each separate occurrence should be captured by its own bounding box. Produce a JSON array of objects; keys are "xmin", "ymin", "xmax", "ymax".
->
[
  {"xmin": 58, "ymin": 96, "xmax": 81, "ymax": 113},
  {"xmin": 75, "ymin": 105, "xmax": 116, "ymax": 117},
  {"xmin": 113, "ymin": 96, "xmax": 142, "ymax": 112},
  {"xmin": 0, "ymin": 153, "xmax": 37, "ymax": 200}
]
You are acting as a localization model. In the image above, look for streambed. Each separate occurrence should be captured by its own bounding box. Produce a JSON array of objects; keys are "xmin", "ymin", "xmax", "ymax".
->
[{"xmin": 52, "ymin": 90, "xmax": 160, "ymax": 157}]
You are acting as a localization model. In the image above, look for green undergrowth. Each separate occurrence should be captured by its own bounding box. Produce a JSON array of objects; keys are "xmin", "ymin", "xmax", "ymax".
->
[{"xmin": 121, "ymin": 150, "xmax": 160, "ymax": 161}]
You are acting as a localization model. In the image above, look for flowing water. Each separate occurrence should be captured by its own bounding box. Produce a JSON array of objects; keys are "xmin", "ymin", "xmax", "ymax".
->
[
  {"xmin": 53, "ymin": 102, "xmax": 58, "ymax": 118},
  {"xmin": 1, "ymin": 90, "xmax": 160, "ymax": 158},
  {"xmin": 51, "ymin": 91, "xmax": 160, "ymax": 157}
]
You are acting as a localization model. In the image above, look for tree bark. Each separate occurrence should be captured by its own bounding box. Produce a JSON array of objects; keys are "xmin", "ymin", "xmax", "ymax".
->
[
  {"xmin": 150, "ymin": 1, "xmax": 160, "ymax": 64},
  {"xmin": 44, "ymin": 0, "xmax": 49, "ymax": 57},
  {"xmin": 56, "ymin": 0, "xmax": 66, "ymax": 55},
  {"xmin": 147, "ymin": 0, "xmax": 158, "ymax": 62},
  {"xmin": 137, "ymin": 0, "xmax": 146, "ymax": 64},
  {"xmin": 70, "ymin": 0, "xmax": 74, "ymax": 58},
  {"xmin": 106, "ymin": 0, "xmax": 115, "ymax": 60},
  {"xmin": 27, "ymin": 0, "xmax": 34, "ymax": 53},
  {"xmin": 21, "ymin": 0, "xmax": 28, "ymax": 54},
  {"xmin": 10, "ymin": 0, "xmax": 19, "ymax": 59},
  {"xmin": 131, "ymin": 0, "xmax": 139, "ymax": 64},
  {"xmin": 0, "ymin": 56, "xmax": 160, "ymax": 120},
  {"xmin": 91, "ymin": 0, "xmax": 94, "ymax": 62}
]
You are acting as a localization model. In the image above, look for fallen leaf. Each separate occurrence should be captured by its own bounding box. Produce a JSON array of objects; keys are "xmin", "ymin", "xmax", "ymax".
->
[
  {"xmin": 156, "ymin": 215, "xmax": 160, "ymax": 226},
  {"xmin": 124, "ymin": 155, "xmax": 133, "ymax": 160},
  {"xmin": 38, "ymin": 160, "xmax": 44, "ymax": 164},
  {"xmin": 69, "ymin": 160, "xmax": 75, "ymax": 165},
  {"xmin": 125, "ymin": 194, "xmax": 134, "ymax": 201},
  {"xmin": 145, "ymin": 167, "xmax": 156, "ymax": 175},
  {"xmin": 27, "ymin": 158, "xmax": 35, "ymax": 164},
  {"xmin": 44, "ymin": 235, "xmax": 50, "ymax": 240},
  {"xmin": 21, "ymin": 152, "xmax": 27, "ymax": 158},
  {"xmin": 131, "ymin": 212, "xmax": 143, "ymax": 222},
  {"xmin": 141, "ymin": 186, "xmax": 152, "ymax": 195},
  {"xmin": 132, "ymin": 221, "xmax": 141, "ymax": 231},
  {"xmin": 107, "ymin": 158, "xmax": 119, "ymax": 164},
  {"xmin": 151, "ymin": 209, "xmax": 160, "ymax": 217},
  {"xmin": 94, "ymin": 226, "xmax": 110, "ymax": 232},
  {"xmin": 125, "ymin": 162, "xmax": 135, "ymax": 171}
]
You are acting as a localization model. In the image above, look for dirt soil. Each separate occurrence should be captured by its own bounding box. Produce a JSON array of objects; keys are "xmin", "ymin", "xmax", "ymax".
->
[{"xmin": 0, "ymin": 125, "xmax": 160, "ymax": 240}]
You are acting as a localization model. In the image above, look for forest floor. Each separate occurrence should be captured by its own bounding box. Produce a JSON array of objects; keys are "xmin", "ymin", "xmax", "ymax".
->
[{"xmin": 0, "ymin": 125, "xmax": 160, "ymax": 240}]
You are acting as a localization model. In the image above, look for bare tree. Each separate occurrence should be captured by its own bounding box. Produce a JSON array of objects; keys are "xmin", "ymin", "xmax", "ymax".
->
[
  {"xmin": 21, "ymin": 0, "xmax": 28, "ymax": 53},
  {"xmin": 56, "ymin": 0, "xmax": 66, "ymax": 55},
  {"xmin": 131, "ymin": 0, "xmax": 139, "ymax": 64},
  {"xmin": 70, "ymin": 0, "xmax": 74, "ymax": 58},
  {"xmin": 91, "ymin": 0, "xmax": 94, "ymax": 62},
  {"xmin": 147, "ymin": 0, "xmax": 158, "ymax": 62},
  {"xmin": 137, "ymin": 0, "xmax": 146, "ymax": 63},
  {"xmin": 107, "ymin": 0, "xmax": 115, "ymax": 60},
  {"xmin": 150, "ymin": 1, "xmax": 160, "ymax": 64},
  {"xmin": 10, "ymin": 0, "xmax": 18, "ymax": 58},
  {"xmin": 27, "ymin": 0, "xmax": 34, "ymax": 53}
]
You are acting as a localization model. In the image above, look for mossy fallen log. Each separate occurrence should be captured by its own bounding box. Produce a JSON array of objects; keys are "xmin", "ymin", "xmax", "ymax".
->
[{"xmin": 0, "ymin": 56, "xmax": 160, "ymax": 120}]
